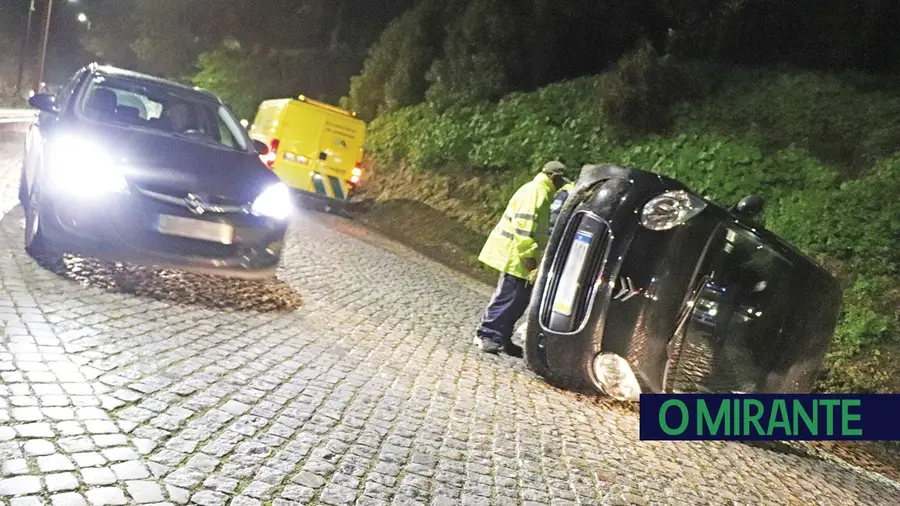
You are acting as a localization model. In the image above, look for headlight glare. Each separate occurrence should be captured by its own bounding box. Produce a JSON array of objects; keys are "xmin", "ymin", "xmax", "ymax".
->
[
  {"xmin": 251, "ymin": 183, "xmax": 293, "ymax": 220},
  {"xmin": 50, "ymin": 136, "xmax": 128, "ymax": 195},
  {"xmin": 640, "ymin": 190, "xmax": 707, "ymax": 231}
]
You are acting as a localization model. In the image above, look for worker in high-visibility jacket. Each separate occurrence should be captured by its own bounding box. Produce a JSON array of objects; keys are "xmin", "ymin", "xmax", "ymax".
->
[{"xmin": 474, "ymin": 161, "xmax": 569, "ymax": 356}]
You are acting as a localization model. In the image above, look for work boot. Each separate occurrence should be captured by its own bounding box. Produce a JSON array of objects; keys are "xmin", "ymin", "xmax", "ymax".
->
[{"xmin": 473, "ymin": 336, "xmax": 503, "ymax": 354}]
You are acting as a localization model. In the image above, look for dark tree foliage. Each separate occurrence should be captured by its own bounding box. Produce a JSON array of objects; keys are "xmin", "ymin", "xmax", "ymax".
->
[
  {"xmin": 346, "ymin": 0, "xmax": 648, "ymax": 119},
  {"xmin": 5, "ymin": 0, "xmax": 900, "ymax": 115},
  {"xmin": 64, "ymin": 0, "xmax": 414, "ymax": 109},
  {"xmin": 347, "ymin": 0, "xmax": 900, "ymax": 120}
]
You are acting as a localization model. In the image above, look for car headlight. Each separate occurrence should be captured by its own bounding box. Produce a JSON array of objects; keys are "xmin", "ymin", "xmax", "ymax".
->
[
  {"xmin": 640, "ymin": 190, "xmax": 707, "ymax": 231},
  {"xmin": 593, "ymin": 353, "xmax": 642, "ymax": 402},
  {"xmin": 251, "ymin": 183, "xmax": 292, "ymax": 220},
  {"xmin": 49, "ymin": 136, "xmax": 128, "ymax": 195}
]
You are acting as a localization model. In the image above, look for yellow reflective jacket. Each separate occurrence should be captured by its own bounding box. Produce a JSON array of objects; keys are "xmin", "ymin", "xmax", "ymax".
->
[{"xmin": 478, "ymin": 173, "xmax": 557, "ymax": 279}]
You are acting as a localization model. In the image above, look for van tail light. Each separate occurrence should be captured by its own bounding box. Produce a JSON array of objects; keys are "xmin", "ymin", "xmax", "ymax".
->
[
  {"xmin": 349, "ymin": 162, "xmax": 362, "ymax": 185},
  {"xmin": 261, "ymin": 139, "xmax": 280, "ymax": 167}
]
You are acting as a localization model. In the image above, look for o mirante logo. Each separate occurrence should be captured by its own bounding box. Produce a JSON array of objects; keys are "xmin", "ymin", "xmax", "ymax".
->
[{"xmin": 640, "ymin": 394, "xmax": 900, "ymax": 441}]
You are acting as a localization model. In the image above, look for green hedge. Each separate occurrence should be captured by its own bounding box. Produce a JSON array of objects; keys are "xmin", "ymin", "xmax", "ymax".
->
[
  {"xmin": 671, "ymin": 68, "xmax": 900, "ymax": 171},
  {"xmin": 362, "ymin": 65, "xmax": 900, "ymax": 393}
]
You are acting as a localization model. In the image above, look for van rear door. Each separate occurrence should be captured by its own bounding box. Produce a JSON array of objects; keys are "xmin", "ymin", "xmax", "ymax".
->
[
  {"xmin": 313, "ymin": 112, "xmax": 365, "ymax": 200},
  {"xmin": 274, "ymin": 100, "xmax": 365, "ymax": 200},
  {"xmin": 271, "ymin": 100, "xmax": 324, "ymax": 194}
]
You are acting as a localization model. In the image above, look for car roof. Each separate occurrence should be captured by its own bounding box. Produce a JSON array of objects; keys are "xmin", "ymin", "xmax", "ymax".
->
[{"xmin": 87, "ymin": 63, "xmax": 221, "ymax": 103}]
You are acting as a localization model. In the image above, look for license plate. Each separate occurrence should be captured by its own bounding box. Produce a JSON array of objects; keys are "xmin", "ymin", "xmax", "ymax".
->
[
  {"xmin": 155, "ymin": 215, "xmax": 234, "ymax": 244},
  {"xmin": 553, "ymin": 231, "xmax": 593, "ymax": 315}
]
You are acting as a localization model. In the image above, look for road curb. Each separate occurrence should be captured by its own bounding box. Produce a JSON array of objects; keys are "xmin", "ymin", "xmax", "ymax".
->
[{"xmin": 0, "ymin": 120, "xmax": 31, "ymax": 133}]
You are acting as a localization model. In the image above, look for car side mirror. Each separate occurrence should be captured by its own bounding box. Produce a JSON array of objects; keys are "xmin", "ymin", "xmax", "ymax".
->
[
  {"xmin": 28, "ymin": 93, "xmax": 58, "ymax": 114},
  {"xmin": 731, "ymin": 195, "xmax": 764, "ymax": 220},
  {"xmin": 252, "ymin": 139, "xmax": 269, "ymax": 155}
]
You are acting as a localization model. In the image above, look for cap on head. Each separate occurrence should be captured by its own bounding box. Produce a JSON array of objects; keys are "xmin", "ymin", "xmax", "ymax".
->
[{"xmin": 541, "ymin": 161, "xmax": 567, "ymax": 177}]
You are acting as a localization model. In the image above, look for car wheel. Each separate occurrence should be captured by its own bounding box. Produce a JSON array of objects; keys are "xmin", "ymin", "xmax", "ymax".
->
[{"xmin": 24, "ymin": 181, "xmax": 55, "ymax": 260}]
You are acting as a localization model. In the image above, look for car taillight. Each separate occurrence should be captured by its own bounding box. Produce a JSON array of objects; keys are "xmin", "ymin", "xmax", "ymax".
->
[{"xmin": 261, "ymin": 139, "xmax": 279, "ymax": 167}]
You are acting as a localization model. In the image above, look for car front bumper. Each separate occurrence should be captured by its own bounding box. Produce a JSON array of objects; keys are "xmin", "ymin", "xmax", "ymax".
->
[{"xmin": 38, "ymin": 187, "xmax": 287, "ymax": 279}]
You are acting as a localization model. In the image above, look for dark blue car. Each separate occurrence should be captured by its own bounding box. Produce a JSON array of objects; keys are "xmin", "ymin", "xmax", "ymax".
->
[{"xmin": 20, "ymin": 64, "xmax": 291, "ymax": 279}]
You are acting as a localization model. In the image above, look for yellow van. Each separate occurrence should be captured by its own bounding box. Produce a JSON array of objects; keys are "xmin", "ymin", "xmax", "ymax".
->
[{"xmin": 249, "ymin": 96, "xmax": 366, "ymax": 205}]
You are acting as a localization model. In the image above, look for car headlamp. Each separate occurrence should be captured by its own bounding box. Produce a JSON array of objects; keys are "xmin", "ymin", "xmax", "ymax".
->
[
  {"xmin": 49, "ymin": 135, "xmax": 128, "ymax": 195},
  {"xmin": 593, "ymin": 353, "xmax": 642, "ymax": 402},
  {"xmin": 640, "ymin": 190, "xmax": 707, "ymax": 231},
  {"xmin": 251, "ymin": 183, "xmax": 293, "ymax": 220}
]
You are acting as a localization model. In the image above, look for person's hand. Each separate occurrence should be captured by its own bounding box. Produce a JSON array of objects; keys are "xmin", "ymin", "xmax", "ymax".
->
[{"xmin": 523, "ymin": 257, "xmax": 538, "ymax": 272}]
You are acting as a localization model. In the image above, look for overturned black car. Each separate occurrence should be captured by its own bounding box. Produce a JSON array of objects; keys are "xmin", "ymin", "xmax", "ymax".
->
[{"xmin": 524, "ymin": 164, "xmax": 842, "ymax": 400}]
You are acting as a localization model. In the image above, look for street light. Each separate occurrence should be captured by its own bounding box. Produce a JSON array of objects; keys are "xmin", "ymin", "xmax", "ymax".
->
[
  {"xmin": 77, "ymin": 12, "xmax": 91, "ymax": 30},
  {"xmin": 34, "ymin": 0, "xmax": 54, "ymax": 93},
  {"xmin": 22, "ymin": 0, "xmax": 86, "ymax": 94}
]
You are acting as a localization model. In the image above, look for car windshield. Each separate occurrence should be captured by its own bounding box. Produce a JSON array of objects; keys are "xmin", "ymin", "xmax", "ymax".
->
[{"xmin": 77, "ymin": 75, "xmax": 249, "ymax": 151}]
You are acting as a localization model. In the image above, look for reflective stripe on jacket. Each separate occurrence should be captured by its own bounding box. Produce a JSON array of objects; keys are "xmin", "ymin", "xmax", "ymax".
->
[
  {"xmin": 478, "ymin": 173, "xmax": 557, "ymax": 279},
  {"xmin": 549, "ymin": 181, "xmax": 574, "ymax": 236}
]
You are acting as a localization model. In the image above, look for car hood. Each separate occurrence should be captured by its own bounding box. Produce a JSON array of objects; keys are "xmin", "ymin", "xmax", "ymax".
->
[{"xmin": 64, "ymin": 121, "xmax": 278, "ymax": 204}]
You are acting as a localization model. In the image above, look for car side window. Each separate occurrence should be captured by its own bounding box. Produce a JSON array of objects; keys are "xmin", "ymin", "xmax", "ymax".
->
[
  {"xmin": 217, "ymin": 106, "xmax": 249, "ymax": 151},
  {"xmin": 218, "ymin": 116, "xmax": 237, "ymax": 148}
]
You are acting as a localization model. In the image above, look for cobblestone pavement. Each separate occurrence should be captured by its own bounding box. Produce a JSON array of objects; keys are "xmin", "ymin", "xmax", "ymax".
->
[{"xmin": 1, "ymin": 133, "xmax": 899, "ymax": 506}]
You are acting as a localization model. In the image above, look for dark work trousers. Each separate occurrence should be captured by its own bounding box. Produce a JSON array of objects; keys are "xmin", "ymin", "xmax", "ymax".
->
[{"xmin": 477, "ymin": 273, "xmax": 533, "ymax": 345}]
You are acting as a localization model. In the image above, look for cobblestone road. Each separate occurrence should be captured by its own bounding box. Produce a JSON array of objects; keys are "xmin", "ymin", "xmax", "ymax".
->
[{"xmin": 1, "ymin": 133, "xmax": 899, "ymax": 506}]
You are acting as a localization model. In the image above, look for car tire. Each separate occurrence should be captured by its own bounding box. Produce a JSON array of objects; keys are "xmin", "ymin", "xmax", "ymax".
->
[{"xmin": 23, "ymin": 181, "xmax": 56, "ymax": 260}]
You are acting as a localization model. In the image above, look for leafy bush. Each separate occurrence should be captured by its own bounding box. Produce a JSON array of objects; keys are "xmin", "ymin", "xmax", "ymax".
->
[
  {"xmin": 819, "ymin": 275, "xmax": 900, "ymax": 393},
  {"xmin": 601, "ymin": 43, "xmax": 719, "ymax": 137},
  {"xmin": 424, "ymin": 0, "xmax": 521, "ymax": 108},
  {"xmin": 343, "ymin": 0, "xmax": 448, "ymax": 120},
  {"xmin": 672, "ymin": 68, "xmax": 900, "ymax": 171},
  {"xmin": 365, "ymin": 104, "xmax": 436, "ymax": 165},
  {"xmin": 835, "ymin": 276, "xmax": 899, "ymax": 353},
  {"xmin": 766, "ymin": 155, "xmax": 900, "ymax": 276},
  {"xmin": 191, "ymin": 46, "xmax": 267, "ymax": 120}
]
